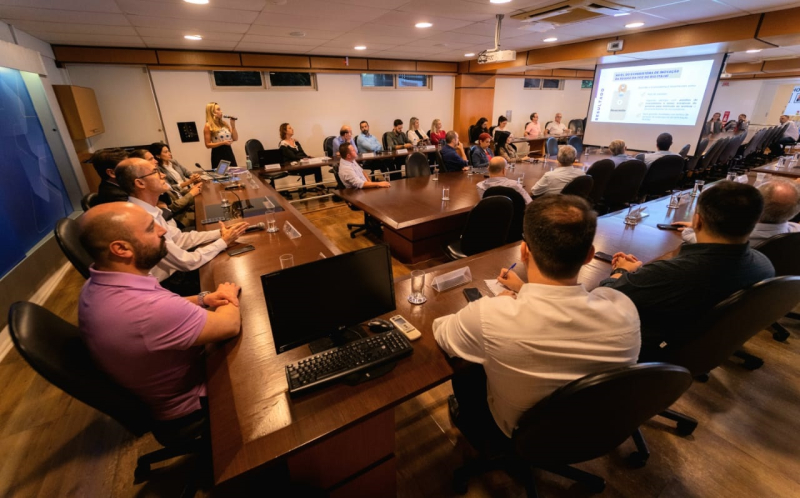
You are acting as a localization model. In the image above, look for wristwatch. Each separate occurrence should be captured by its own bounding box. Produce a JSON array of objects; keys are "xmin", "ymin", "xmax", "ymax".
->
[
  {"xmin": 197, "ymin": 291, "xmax": 210, "ymax": 308},
  {"xmin": 611, "ymin": 268, "xmax": 629, "ymax": 277}
]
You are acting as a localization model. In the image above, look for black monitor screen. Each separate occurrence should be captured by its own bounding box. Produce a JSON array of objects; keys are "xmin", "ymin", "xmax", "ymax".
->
[{"xmin": 261, "ymin": 245, "xmax": 396, "ymax": 354}]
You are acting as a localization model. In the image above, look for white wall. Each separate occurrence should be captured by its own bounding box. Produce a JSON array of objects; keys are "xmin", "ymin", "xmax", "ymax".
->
[
  {"xmin": 708, "ymin": 79, "xmax": 762, "ymax": 124},
  {"xmin": 148, "ymin": 71, "xmax": 455, "ymax": 171},
  {"xmin": 491, "ymin": 78, "xmax": 591, "ymax": 137}
]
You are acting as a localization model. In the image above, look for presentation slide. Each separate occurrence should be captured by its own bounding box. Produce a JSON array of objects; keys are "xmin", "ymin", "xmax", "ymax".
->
[
  {"xmin": 784, "ymin": 85, "xmax": 800, "ymax": 116},
  {"xmin": 583, "ymin": 54, "xmax": 725, "ymax": 155}
]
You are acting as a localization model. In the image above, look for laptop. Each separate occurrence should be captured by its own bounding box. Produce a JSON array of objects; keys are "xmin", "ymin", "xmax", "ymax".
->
[{"xmin": 257, "ymin": 149, "xmax": 283, "ymax": 169}]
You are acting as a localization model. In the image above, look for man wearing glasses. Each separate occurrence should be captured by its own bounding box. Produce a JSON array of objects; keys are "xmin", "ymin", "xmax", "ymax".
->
[{"xmin": 115, "ymin": 158, "xmax": 248, "ymax": 295}]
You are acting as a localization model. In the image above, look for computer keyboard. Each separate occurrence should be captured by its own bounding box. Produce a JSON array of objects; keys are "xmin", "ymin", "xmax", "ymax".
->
[{"xmin": 286, "ymin": 330, "xmax": 413, "ymax": 396}]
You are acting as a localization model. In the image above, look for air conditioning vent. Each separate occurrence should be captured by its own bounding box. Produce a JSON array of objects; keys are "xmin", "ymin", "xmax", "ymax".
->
[{"xmin": 512, "ymin": 0, "xmax": 633, "ymax": 25}]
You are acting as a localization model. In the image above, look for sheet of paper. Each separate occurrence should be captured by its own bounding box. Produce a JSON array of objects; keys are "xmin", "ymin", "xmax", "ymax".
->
[{"xmin": 484, "ymin": 279, "xmax": 509, "ymax": 296}]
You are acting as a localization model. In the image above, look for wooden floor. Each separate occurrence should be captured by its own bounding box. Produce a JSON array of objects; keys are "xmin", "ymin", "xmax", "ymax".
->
[{"xmin": 2, "ymin": 202, "xmax": 799, "ymax": 497}]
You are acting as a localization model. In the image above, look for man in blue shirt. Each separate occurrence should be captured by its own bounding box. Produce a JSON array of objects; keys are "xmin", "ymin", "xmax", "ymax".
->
[
  {"xmin": 332, "ymin": 125, "xmax": 357, "ymax": 157},
  {"xmin": 356, "ymin": 121, "xmax": 382, "ymax": 154},
  {"xmin": 441, "ymin": 131, "xmax": 469, "ymax": 172}
]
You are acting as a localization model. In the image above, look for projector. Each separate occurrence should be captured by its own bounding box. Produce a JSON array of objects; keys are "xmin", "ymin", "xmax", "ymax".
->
[{"xmin": 477, "ymin": 49, "xmax": 517, "ymax": 64}]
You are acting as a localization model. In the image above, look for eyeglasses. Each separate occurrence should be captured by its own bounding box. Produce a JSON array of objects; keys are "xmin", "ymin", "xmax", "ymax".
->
[{"xmin": 137, "ymin": 169, "xmax": 160, "ymax": 180}]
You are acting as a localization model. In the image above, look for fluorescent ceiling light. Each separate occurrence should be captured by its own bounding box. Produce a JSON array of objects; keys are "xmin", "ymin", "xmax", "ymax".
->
[
  {"xmin": 354, "ymin": 45, "xmax": 367, "ymax": 50},
  {"xmin": 543, "ymin": 37, "xmax": 558, "ymax": 42},
  {"xmin": 490, "ymin": 0, "xmax": 512, "ymax": 3},
  {"xmin": 625, "ymin": 22, "xmax": 645, "ymax": 28},
  {"xmin": 465, "ymin": 53, "xmax": 475, "ymax": 57},
  {"xmin": 415, "ymin": 22, "xmax": 433, "ymax": 28},
  {"xmin": 183, "ymin": 0, "xmax": 209, "ymax": 4},
  {"xmin": 184, "ymin": 35, "xmax": 203, "ymax": 40},
  {"xmin": 613, "ymin": 12, "xmax": 630, "ymax": 17},
  {"xmin": 746, "ymin": 49, "xmax": 762, "ymax": 53}
]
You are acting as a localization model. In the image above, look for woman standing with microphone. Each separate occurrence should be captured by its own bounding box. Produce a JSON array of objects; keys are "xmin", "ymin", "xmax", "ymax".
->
[{"xmin": 204, "ymin": 102, "xmax": 238, "ymax": 167}]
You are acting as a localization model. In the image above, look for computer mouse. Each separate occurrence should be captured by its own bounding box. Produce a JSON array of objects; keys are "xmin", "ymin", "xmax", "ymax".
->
[{"xmin": 367, "ymin": 319, "xmax": 394, "ymax": 333}]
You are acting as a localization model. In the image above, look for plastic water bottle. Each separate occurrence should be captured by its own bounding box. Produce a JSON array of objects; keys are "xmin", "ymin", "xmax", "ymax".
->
[{"xmin": 246, "ymin": 158, "xmax": 252, "ymax": 170}]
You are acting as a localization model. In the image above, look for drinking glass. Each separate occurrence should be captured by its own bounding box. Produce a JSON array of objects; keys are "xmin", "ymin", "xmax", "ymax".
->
[
  {"xmin": 667, "ymin": 189, "xmax": 682, "ymax": 208},
  {"xmin": 408, "ymin": 270, "xmax": 427, "ymax": 305},
  {"xmin": 517, "ymin": 173, "xmax": 525, "ymax": 185},
  {"xmin": 279, "ymin": 254, "xmax": 294, "ymax": 269},
  {"xmin": 691, "ymin": 180, "xmax": 705, "ymax": 197},
  {"xmin": 726, "ymin": 171, "xmax": 737, "ymax": 182},
  {"xmin": 754, "ymin": 172, "xmax": 767, "ymax": 187},
  {"xmin": 777, "ymin": 156, "xmax": 786, "ymax": 169},
  {"xmin": 624, "ymin": 204, "xmax": 642, "ymax": 226},
  {"xmin": 432, "ymin": 167, "xmax": 439, "ymax": 181},
  {"xmin": 442, "ymin": 187, "xmax": 450, "ymax": 201},
  {"xmin": 467, "ymin": 166, "xmax": 473, "ymax": 177}
]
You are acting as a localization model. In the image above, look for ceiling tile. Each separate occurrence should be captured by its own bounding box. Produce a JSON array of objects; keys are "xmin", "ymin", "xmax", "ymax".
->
[
  {"xmin": 116, "ymin": 0, "xmax": 259, "ymax": 24},
  {"xmin": 240, "ymin": 33, "xmax": 330, "ymax": 46},
  {"xmin": 714, "ymin": 0, "xmax": 800, "ymax": 13},
  {"xmin": 344, "ymin": 23, "xmax": 443, "ymax": 39},
  {"xmin": 236, "ymin": 42, "xmax": 320, "ymax": 53},
  {"xmin": 126, "ymin": 15, "xmax": 251, "ymax": 34},
  {"xmin": 422, "ymin": 31, "xmax": 493, "ymax": 45},
  {"xmin": 252, "ymin": 13, "xmax": 364, "ymax": 32},
  {"xmin": 368, "ymin": 11, "xmax": 475, "ymax": 31},
  {"xmin": 638, "ymin": 0, "xmax": 744, "ymax": 23},
  {"xmin": 328, "ymin": 34, "xmax": 402, "ymax": 46},
  {"xmin": 402, "ymin": 38, "xmax": 473, "ymax": 49},
  {"xmin": 25, "ymin": 31, "xmax": 145, "ymax": 46},
  {"xmin": 139, "ymin": 0, "xmax": 268, "ymax": 10},
  {"xmin": 0, "ymin": 6, "xmax": 130, "ymax": 25},
  {"xmin": 326, "ymin": 0, "xmax": 412, "ymax": 8},
  {"xmin": 0, "ymin": 0, "xmax": 122, "ymax": 13},
  {"xmin": 246, "ymin": 25, "xmax": 345, "ymax": 39},
  {"xmin": 449, "ymin": 19, "xmax": 531, "ymax": 39},
  {"xmin": 306, "ymin": 46, "xmax": 383, "ymax": 56},
  {"xmin": 319, "ymin": 40, "xmax": 396, "ymax": 50},
  {"xmin": 256, "ymin": 0, "xmax": 390, "ymax": 22},
  {"xmin": 395, "ymin": 0, "xmax": 511, "ymax": 22},
  {"xmin": 4, "ymin": 20, "xmax": 138, "ymax": 36},
  {"xmin": 726, "ymin": 47, "xmax": 797, "ymax": 63},
  {"xmin": 135, "ymin": 27, "xmax": 244, "ymax": 41},
  {"xmin": 141, "ymin": 36, "xmax": 239, "ymax": 49}
]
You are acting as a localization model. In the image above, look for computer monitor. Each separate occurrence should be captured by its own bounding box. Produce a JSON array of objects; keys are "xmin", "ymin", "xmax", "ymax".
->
[
  {"xmin": 261, "ymin": 245, "xmax": 396, "ymax": 354},
  {"xmin": 216, "ymin": 159, "xmax": 231, "ymax": 174}
]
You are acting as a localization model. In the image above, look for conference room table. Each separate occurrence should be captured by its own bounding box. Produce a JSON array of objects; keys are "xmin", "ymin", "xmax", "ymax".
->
[
  {"xmin": 511, "ymin": 132, "xmax": 583, "ymax": 155},
  {"xmin": 752, "ymin": 157, "xmax": 800, "ymax": 179},
  {"xmin": 261, "ymin": 144, "xmax": 440, "ymax": 175},
  {"xmin": 194, "ymin": 173, "xmax": 711, "ymax": 493}
]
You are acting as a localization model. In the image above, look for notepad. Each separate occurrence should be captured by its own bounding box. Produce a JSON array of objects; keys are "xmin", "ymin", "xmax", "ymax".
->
[{"xmin": 484, "ymin": 279, "xmax": 510, "ymax": 296}]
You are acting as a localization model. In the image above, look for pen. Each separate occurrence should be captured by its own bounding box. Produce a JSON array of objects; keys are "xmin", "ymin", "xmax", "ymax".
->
[{"xmin": 501, "ymin": 263, "xmax": 517, "ymax": 280}]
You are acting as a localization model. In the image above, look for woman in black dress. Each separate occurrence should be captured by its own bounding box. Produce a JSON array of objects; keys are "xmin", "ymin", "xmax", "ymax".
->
[
  {"xmin": 279, "ymin": 122, "xmax": 322, "ymax": 183},
  {"xmin": 203, "ymin": 102, "xmax": 238, "ymax": 168}
]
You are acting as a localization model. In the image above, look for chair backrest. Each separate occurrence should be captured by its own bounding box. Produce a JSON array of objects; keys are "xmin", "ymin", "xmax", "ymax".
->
[
  {"xmin": 639, "ymin": 154, "xmax": 684, "ymax": 197},
  {"xmin": 585, "ymin": 158, "xmax": 615, "ymax": 203},
  {"xmin": 382, "ymin": 131, "xmax": 391, "ymax": 150},
  {"xmin": 459, "ymin": 196, "xmax": 514, "ymax": 255},
  {"xmin": 602, "ymin": 160, "xmax": 647, "ymax": 206},
  {"xmin": 678, "ymin": 144, "xmax": 691, "ymax": 157},
  {"xmin": 741, "ymin": 128, "xmax": 765, "ymax": 157},
  {"xmin": 81, "ymin": 192, "xmax": 97, "ymax": 211},
  {"xmin": 54, "ymin": 217, "xmax": 93, "ymax": 279},
  {"xmin": 754, "ymin": 232, "xmax": 800, "ymax": 276},
  {"xmin": 426, "ymin": 129, "xmax": 431, "ymax": 138},
  {"xmin": 323, "ymin": 136, "xmax": 336, "ymax": 158},
  {"xmin": 244, "ymin": 138, "xmax": 264, "ymax": 167},
  {"xmin": 634, "ymin": 152, "xmax": 645, "ymax": 162},
  {"xmin": 483, "ymin": 186, "xmax": 525, "ymax": 243},
  {"xmin": 707, "ymin": 137, "xmax": 730, "ymax": 167},
  {"xmin": 544, "ymin": 121, "xmax": 553, "ymax": 131},
  {"xmin": 435, "ymin": 150, "xmax": 445, "ymax": 170},
  {"xmin": 699, "ymin": 138, "xmax": 725, "ymax": 169},
  {"xmin": 560, "ymin": 175, "xmax": 594, "ymax": 199},
  {"xmin": 664, "ymin": 277, "xmax": 800, "ymax": 375},
  {"xmin": 717, "ymin": 133, "xmax": 745, "ymax": 167},
  {"xmin": 405, "ymin": 152, "xmax": 431, "ymax": 178},
  {"xmin": 567, "ymin": 135, "xmax": 583, "ymax": 155},
  {"xmin": 545, "ymin": 137, "xmax": 558, "ymax": 157},
  {"xmin": 694, "ymin": 137, "xmax": 709, "ymax": 157},
  {"xmin": 468, "ymin": 124, "xmax": 476, "ymax": 143},
  {"xmin": 513, "ymin": 363, "xmax": 692, "ymax": 465},
  {"xmin": 8, "ymin": 301, "xmax": 153, "ymax": 436},
  {"xmin": 331, "ymin": 164, "xmax": 346, "ymax": 190}
]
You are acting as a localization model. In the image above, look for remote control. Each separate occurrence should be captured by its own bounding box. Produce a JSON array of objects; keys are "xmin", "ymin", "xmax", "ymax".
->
[
  {"xmin": 201, "ymin": 216, "xmax": 227, "ymax": 225},
  {"xmin": 389, "ymin": 315, "xmax": 421, "ymax": 341}
]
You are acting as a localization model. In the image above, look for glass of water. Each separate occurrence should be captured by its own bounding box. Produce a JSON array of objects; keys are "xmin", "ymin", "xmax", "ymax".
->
[
  {"xmin": 263, "ymin": 200, "xmax": 279, "ymax": 232},
  {"xmin": 467, "ymin": 166, "xmax": 473, "ymax": 177},
  {"xmin": 408, "ymin": 270, "xmax": 427, "ymax": 305},
  {"xmin": 442, "ymin": 186, "xmax": 450, "ymax": 201},
  {"xmin": 668, "ymin": 189, "xmax": 682, "ymax": 208},
  {"xmin": 432, "ymin": 167, "xmax": 439, "ymax": 181},
  {"xmin": 517, "ymin": 173, "xmax": 525, "ymax": 185},
  {"xmin": 691, "ymin": 180, "xmax": 705, "ymax": 197},
  {"xmin": 624, "ymin": 204, "xmax": 642, "ymax": 226}
]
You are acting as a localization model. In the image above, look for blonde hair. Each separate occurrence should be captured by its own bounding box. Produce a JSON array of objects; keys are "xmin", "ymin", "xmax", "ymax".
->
[
  {"xmin": 430, "ymin": 118, "xmax": 441, "ymax": 135},
  {"xmin": 609, "ymin": 139, "xmax": 626, "ymax": 156},
  {"xmin": 205, "ymin": 102, "xmax": 229, "ymax": 133},
  {"xmin": 409, "ymin": 117, "xmax": 419, "ymax": 131}
]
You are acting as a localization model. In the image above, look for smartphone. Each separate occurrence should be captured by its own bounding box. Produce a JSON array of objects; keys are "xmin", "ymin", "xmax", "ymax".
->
[
  {"xmin": 657, "ymin": 224, "xmax": 682, "ymax": 231},
  {"xmin": 463, "ymin": 287, "xmax": 483, "ymax": 302},
  {"xmin": 594, "ymin": 251, "xmax": 614, "ymax": 263},
  {"xmin": 227, "ymin": 245, "xmax": 255, "ymax": 257}
]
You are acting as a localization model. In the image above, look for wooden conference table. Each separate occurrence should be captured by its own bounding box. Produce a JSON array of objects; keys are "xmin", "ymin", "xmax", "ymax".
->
[
  {"xmin": 195, "ymin": 173, "xmax": 704, "ymax": 493},
  {"xmin": 752, "ymin": 157, "xmax": 800, "ymax": 179},
  {"xmin": 511, "ymin": 132, "xmax": 583, "ymax": 155},
  {"xmin": 262, "ymin": 144, "xmax": 440, "ymax": 175}
]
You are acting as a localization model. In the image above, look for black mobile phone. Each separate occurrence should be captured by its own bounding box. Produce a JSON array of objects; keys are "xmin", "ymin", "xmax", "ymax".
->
[
  {"xmin": 227, "ymin": 245, "xmax": 255, "ymax": 257},
  {"xmin": 594, "ymin": 251, "xmax": 614, "ymax": 263},
  {"xmin": 657, "ymin": 223, "xmax": 682, "ymax": 231},
  {"xmin": 463, "ymin": 287, "xmax": 483, "ymax": 302}
]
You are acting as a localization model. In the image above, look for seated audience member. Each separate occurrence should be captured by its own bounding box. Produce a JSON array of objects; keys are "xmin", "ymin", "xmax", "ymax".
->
[
  {"xmin": 600, "ymin": 181, "xmax": 774, "ymax": 360},
  {"xmin": 78, "ymin": 202, "xmax": 241, "ymax": 422},
  {"xmin": 642, "ymin": 133, "xmax": 679, "ymax": 167},
  {"xmin": 531, "ymin": 145, "xmax": 585, "ymax": 196},
  {"xmin": 772, "ymin": 115, "xmax": 799, "ymax": 154},
  {"xmin": 546, "ymin": 113, "xmax": 568, "ymax": 136},
  {"xmin": 476, "ymin": 157, "xmax": 532, "ymax": 204},
  {"xmin": 279, "ymin": 122, "xmax": 322, "ymax": 184},
  {"xmin": 356, "ymin": 120, "xmax": 382, "ymax": 154},
  {"xmin": 407, "ymin": 117, "xmax": 427, "ymax": 146},
  {"xmin": 441, "ymin": 131, "xmax": 469, "ymax": 172},
  {"xmin": 724, "ymin": 113, "xmax": 749, "ymax": 134},
  {"xmin": 470, "ymin": 117, "xmax": 489, "ymax": 144},
  {"xmin": 679, "ymin": 179, "xmax": 800, "ymax": 245},
  {"xmin": 493, "ymin": 116, "xmax": 513, "ymax": 142},
  {"xmin": 115, "ymin": 158, "xmax": 248, "ymax": 296},
  {"xmin": 90, "ymin": 148, "xmax": 130, "ymax": 205},
  {"xmin": 149, "ymin": 142, "xmax": 200, "ymax": 190},
  {"xmin": 337, "ymin": 144, "xmax": 390, "ymax": 190},
  {"xmin": 386, "ymin": 119, "xmax": 412, "ymax": 150},
  {"xmin": 609, "ymin": 139, "xmax": 630, "ymax": 166},
  {"xmin": 525, "ymin": 112, "xmax": 541, "ymax": 138},
  {"xmin": 470, "ymin": 133, "xmax": 494, "ymax": 168},
  {"xmin": 433, "ymin": 195, "xmax": 640, "ymax": 445},
  {"xmin": 706, "ymin": 112, "xmax": 722, "ymax": 135},
  {"xmin": 332, "ymin": 125, "xmax": 358, "ymax": 156},
  {"xmin": 494, "ymin": 131, "xmax": 518, "ymax": 162},
  {"xmin": 429, "ymin": 118, "xmax": 446, "ymax": 146},
  {"xmin": 128, "ymin": 149, "xmax": 199, "ymax": 229}
]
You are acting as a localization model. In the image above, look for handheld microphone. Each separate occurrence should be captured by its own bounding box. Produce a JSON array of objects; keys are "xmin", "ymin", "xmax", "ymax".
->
[
  {"xmin": 223, "ymin": 115, "xmax": 238, "ymax": 120},
  {"xmin": 245, "ymin": 222, "xmax": 265, "ymax": 232}
]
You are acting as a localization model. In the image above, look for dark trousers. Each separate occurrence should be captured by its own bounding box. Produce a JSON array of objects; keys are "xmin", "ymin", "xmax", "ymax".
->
[
  {"xmin": 772, "ymin": 136, "xmax": 797, "ymax": 155},
  {"xmin": 451, "ymin": 363, "xmax": 511, "ymax": 455},
  {"xmin": 160, "ymin": 269, "xmax": 201, "ymax": 297}
]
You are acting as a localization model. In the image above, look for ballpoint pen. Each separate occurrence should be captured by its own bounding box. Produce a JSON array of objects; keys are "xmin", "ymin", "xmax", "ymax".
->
[{"xmin": 501, "ymin": 263, "xmax": 517, "ymax": 280}]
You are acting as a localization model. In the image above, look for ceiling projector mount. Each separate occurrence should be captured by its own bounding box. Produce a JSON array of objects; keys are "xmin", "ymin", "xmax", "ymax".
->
[{"xmin": 477, "ymin": 14, "xmax": 517, "ymax": 64}]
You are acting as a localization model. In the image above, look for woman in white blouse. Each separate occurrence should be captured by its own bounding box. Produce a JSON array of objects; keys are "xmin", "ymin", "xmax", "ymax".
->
[{"xmin": 407, "ymin": 116, "xmax": 427, "ymax": 146}]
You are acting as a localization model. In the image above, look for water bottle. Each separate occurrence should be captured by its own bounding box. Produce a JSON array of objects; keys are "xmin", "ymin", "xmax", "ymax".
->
[{"xmin": 246, "ymin": 158, "xmax": 252, "ymax": 170}]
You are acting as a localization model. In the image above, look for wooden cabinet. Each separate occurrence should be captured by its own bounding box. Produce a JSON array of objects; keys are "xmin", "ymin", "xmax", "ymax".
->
[{"xmin": 53, "ymin": 85, "xmax": 105, "ymax": 139}]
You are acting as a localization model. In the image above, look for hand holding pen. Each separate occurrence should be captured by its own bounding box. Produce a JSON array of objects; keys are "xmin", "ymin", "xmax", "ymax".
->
[{"xmin": 497, "ymin": 262, "xmax": 523, "ymax": 294}]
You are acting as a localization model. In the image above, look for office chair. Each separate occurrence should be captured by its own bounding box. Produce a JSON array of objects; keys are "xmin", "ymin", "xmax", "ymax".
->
[
  {"xmin": 585, "ymin": 158, "xmax": 615, "ymax": 205},
  {"xmin": 451, "ymin": 363, "xmax": 692, "ymax": 496},
  {"xmin": 685, "ymin": 138, "xmax": 709, "ymax": 181},
  {"xmin": 8, "ymin": 302, "xmax": 208, "ymax": 496},
  {"xmin": 678, "ymin": 144, "xmax": 691, "ymax": 158},
  {"xmin": 635, "ymin": 152, "xmax": 646, "ymax": 162},
  {"xmin": 445, "ymin": 196, "xmax": 513, "ymax": 260},
  {"xmin": 54, "ymin": 217, "xmax": 93, "ymax": 279},
  {"xmin": 754, "ymin": 232, "xmax": 800, "ymax": 341},
  {"xmin": 560, "ymin": 175, "xmax": 594, "ymax": 200},
  {"xmin": 331, "ymin": 166, "xmax": 381, "ymax": 239},
  {"xmin": 545, "ymin": 137, "xmax": 558, "ymax": 158},
  {"xmin": 483, "ymin": 187, "xmax": 526, "ymax": 243},
  {"xmin": 638, "ymin": 155, "xmax": 684, "ymax": 200},
  {"xmin": 544, "ymin": 121, "xmax": 552, "ymax": 131},
  {"xmin": 245, "ymin": 139, "xmax": 289, "ymax": 190},
  {"xmin": 323, "ymin": 136, "xmax": 336, "ymax": 158},
  {"xmin": 599, "ymin": 159, "xmax": 647, "ymax": 212},
  {"xmin": 81, "ymin": 192, "xmax": 97, "ymax": 211},
  {"xmin": 405, "ymin": 152, "xmax": 431, "ymax": 178},
  {"xmin": 567, "ymin": 135, "xmax": 583, "ymax": 156}
]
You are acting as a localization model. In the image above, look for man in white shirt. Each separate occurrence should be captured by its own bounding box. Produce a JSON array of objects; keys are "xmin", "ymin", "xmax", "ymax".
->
[
  {"xmin": 433, "ymin": 195, "xmax": 640, "ymax": 448},
  {"xmin": 337, "ymin": 143, "xmax": 390, "ymax": 189},
  {"xmin": 773, "ymin": 115, "xmax": 799, "ymax": 155},
  {"xmin": 476, "ymin": 157, "xmax": 532, "ymax": 204},
  {"xmin": 115, "ymin": 158, "xmax": 248, "ymax": 295},
  {"xmin": 546, "ymin": 113, "xmax": 568, "ymax": 136},
  {"xmin": 530, "ymin": 145, "xmax": 586, "ymax": 197},
  {"xmin": 643, "ymin": 133, "xmax": 680, "ymax": 167}
]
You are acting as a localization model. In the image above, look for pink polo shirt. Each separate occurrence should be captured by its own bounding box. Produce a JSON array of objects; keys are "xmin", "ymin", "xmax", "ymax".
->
[{"xmin": 78, "ymin": 267, "xmax": 208, "ymax": 420}]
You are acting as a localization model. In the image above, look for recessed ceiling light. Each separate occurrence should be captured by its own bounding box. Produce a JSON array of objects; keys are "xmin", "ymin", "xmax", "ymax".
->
[
  {"xmin": 490, "ymin": 0, "xmax": 512, "ymax": 3},
  {"xmin": 746, "ymin": 49, "xmax": 762, "ymax": 53},
  {"xmin": 543, "ymin": 37, "xmax": 558, "ymax": 42},
  {"xmin": 613, "ymin": 12, "xmax": 630, "ymax": 17},
  {"xmin": 183, "ymin": 0, "xmax": 209, "ymax": 4},
  {"xmin": 465, "ymin": 53, "xmax": 475, "ymax": 57},
  {"xmin": 625, "ymin": 22, "xmax": 644, "ymax": 28},
  {"xmin": 354, "ymin": 45, "xmax": 367, "ymax": 50},
  {"xmin": 415, "ymin": 22, "xmax": 433, "ymax": 28},
  {"xmin": 184, "ymin": 35, "xmax": 202, "ymax": 40},
  {"xmin": 289, "ymin": 31, "xmax": 306, "ymax": 37}
]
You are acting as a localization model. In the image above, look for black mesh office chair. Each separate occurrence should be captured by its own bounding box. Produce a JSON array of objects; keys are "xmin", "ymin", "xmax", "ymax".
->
[
  {"xmin": 405, "ymin": 152, "xmax": 431, "ymax": 178},
  {"xmin": 483, "ymin": 186, "xmax": 526, "ymax": 243},
  {"xmin": 561, "ymin": 175, "xmax": 594, "ymax": 199},
  {"xmin": 678, "ymin": 144, "xmax": 691, "ymax": 158},
  {"xmin": 445, "ymin": 196, "xmax": 513, "ymax": 260},
  {"xmin": 81, "ymin": 193, "xmax": 97, "ymax": 211},
  {"xmin": 638, "ymin": 155, "xmax": 684, "ymax": 200},
  {"xmin": 54, "ymin": 217, "xmax": 92, "ymax": 279},
  {"xmin": 755, "ymin": 232, "xmax": 800, "ymax": 341},
  {"xmin": 600, "ymin": 159, "xmax": 647, "ymax": 212},
  {"xmin": 451, "ymin": 363, "xmax": 692, "ymax": 496},
  {"xmin": 545, "ymin": 137, "xmax": 558, "ymax": 158},
  {"xmin": 245, "ymin": 139, "xmax": 288, "ymax": 190},
  {"xmin": 585, "ymin": 158, "xmax": 615, "ymax": 204},
  {"xmin": 323, "ymin": 136, "xmax": 336, "ymax": 158},
  {"xmin": 567, "ymin": 135, "xmax": 583, "ymax": 156},
  {"xmin": 8, "ymin": 302, "xmax": 208, "ymax": 495},
  {"xmin": 331, "ymin": 165, "xmax": 381, "ymax": 239}
]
